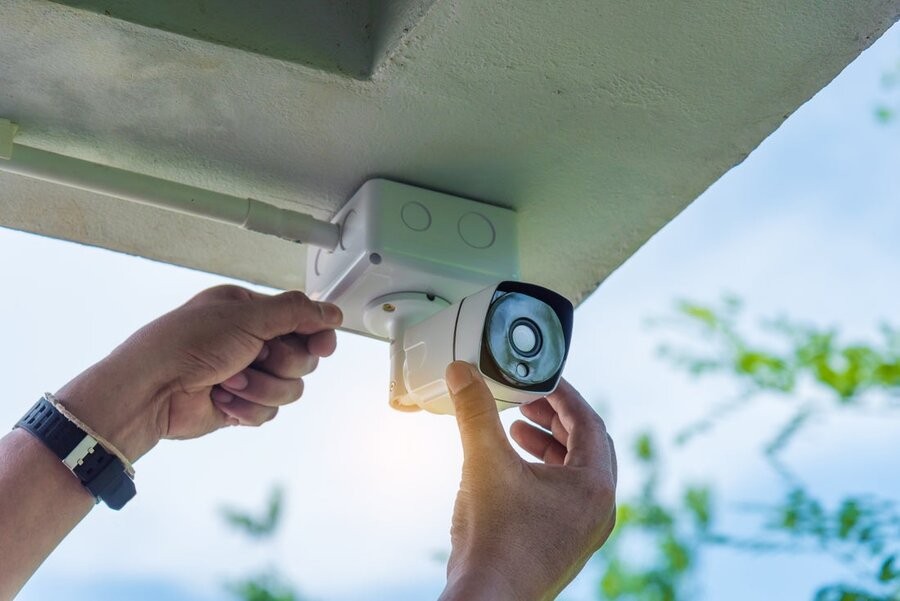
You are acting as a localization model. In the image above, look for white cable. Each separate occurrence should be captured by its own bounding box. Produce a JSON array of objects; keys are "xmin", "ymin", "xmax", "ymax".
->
[{"xmin": 0, "ymin": 120, "xmax": 339, "ymax": 250}]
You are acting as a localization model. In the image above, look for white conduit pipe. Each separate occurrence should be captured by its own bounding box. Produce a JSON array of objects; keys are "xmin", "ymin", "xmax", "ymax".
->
[{"xmin": 0, "ymin": 120, "xmax": 340, "ymax": 250}]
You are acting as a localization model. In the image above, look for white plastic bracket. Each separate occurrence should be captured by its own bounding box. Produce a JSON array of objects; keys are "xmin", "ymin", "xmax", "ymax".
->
[
  {"xmin": 362, "ymin": 292, "xmax": 451, "ymax": 411},
  {"xmin": 0, "ymin": 119, "xmax": 18, "ymax": 160}
]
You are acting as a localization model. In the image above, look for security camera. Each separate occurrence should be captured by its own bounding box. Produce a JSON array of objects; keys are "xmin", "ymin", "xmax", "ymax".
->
[
  {"xmin": 388, "ymin": 281, "xmax": 574, "ymax": 414},
  {"xmin": 306, "ymin": 179, "xmax": 575, "ymax": 415}
]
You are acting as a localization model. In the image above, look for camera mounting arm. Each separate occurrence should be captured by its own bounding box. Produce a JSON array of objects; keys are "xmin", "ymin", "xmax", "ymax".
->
[{"xmin": 362, "ymin": 292, "xmax": 450, "ymax": 411}]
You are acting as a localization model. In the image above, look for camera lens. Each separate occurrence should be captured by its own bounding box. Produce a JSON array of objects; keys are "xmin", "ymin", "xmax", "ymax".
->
[
  {"xmin": 484, "ymin": 292, "xmax": 566, "ymax": 386},
  {"xmin": 510, "ymin": 319, "xmax": 541, "ymax": 356}
]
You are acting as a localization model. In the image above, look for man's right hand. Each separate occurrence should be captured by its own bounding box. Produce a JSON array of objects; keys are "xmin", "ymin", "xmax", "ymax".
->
[{"xmin": 439, "ymin": 361, "xmax": 617, "ymax": 601}]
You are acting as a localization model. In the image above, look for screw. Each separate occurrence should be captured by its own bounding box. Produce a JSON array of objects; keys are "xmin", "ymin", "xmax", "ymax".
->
[{"xmin": 383, "ymin": 303, "xmax": 396, "ymax": 312}]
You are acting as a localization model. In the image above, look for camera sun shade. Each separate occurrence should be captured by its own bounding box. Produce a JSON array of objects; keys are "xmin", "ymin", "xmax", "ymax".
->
[{"xmin": 481, "ymin": 283, "xmax": 572, "ymax": 390}]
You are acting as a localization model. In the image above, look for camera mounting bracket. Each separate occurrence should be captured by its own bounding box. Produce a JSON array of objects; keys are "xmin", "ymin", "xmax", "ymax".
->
[
  {"xmin": 306, "ymin": 179, "xmax": 520, "ymax": 339},
  {"xmin": 361, "ymin": 292, "xmax": 451, "ymax": 411}
]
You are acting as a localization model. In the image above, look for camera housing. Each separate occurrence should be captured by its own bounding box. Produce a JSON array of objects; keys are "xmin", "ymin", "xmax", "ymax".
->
[{"xmin": 395, "ymin": 281, "xmax": 574, "ymax": 414}]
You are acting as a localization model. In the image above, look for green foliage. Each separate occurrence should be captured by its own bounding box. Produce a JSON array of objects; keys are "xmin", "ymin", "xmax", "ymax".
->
[
  {"xmin": 663, "ymin": 299, "xmax": 900, "ymax": 401},
  {"xmin": 658, "ymin": 299, "xmax": 899, "ymax": 461},
  {"xmin": 228, "ymin": 573, "xmax": 302, "ymax": 601},
  {"xmin": 874, "ymin": 56, "xmax": 900, "ymax": 123},
  {"xmin": 755, "ymin": 488, "xmax": 900, "ymax": 600},
  {"xmin": 597, "ymin": 433, "xmax": 711, "ymax": 601},
  {"xmin": 635, "ymin": 433, "xmax": 655, "ymax": 463},
  {"xmin": 596, "ymin": 300, "xmax": 900, "ymax": 601},
  {"xmin": 221, "ymin": 486, "xmax": 284, "ymax": 539},
  {"xmin": 221, "ymin": 487, "xmax": 307, "ymax": 601},
  {"xmin": 684, "ymin": 488, "xmax": 711, "ymax": 530}
]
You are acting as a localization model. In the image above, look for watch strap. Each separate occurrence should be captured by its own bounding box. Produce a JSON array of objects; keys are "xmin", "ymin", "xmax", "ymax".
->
[{"xmin": 16, "ymin": 397, "xmax": 136, "ymax": 510}]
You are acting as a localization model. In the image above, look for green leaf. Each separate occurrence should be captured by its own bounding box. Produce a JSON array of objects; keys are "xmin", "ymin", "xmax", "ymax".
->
[
  {"xmin": 228, "ymin": 571, "xmax": 302, "ymax": 601},
  {"xmin": 878, "ymin": 555, "xmax": 899, "ymax": 582},
  {"xmin": 679, "ymin": 303, "xmax": 719, "ymax": 328},
  {"xmin": 684, "ymin": 487, "xmax": 712, "ymax": 529},
  {"xmin": 660, "ymin": 535, "xmax": 691, "ymax": 572},
  {"xmin": 837, "ymin": 499, "xmax": 861, "ymax": 539},
  {"xmin": 735, "ymin": 350, "xmax": 794, "ymax": 391},
  {"xmin": 600, "ymin": 559, "xmax": 626, "ymax": 599},
  {"xmin": 639, "ymin": 505, "xmax": 675, "ymax": 528},
  {"xmin": 222, "ymin": 487, "xmax": 285, "ymax": 539},
  {"xmin": 616, "ymin": 503, "xmax": 636, "ymax": 526},
  {"xmin": 635, "ymin": 433, "xmax": 655, "ymax": 463}
]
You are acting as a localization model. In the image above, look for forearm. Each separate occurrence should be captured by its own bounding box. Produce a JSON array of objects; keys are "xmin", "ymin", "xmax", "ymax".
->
[
  {"xmin": 0, "ymin": 429, "xmax": 94, "ymax": 599},
  {"xmin": 0, "ymin": 357, "xmax": 161, "ymax": 599}
]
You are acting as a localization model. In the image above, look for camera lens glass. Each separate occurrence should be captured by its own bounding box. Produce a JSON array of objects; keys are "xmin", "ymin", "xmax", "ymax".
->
[
  {"xmin": 510, "ymin": 319, "xmax": 541, "ymax": 356},
  {"xmin": 484, "ymin": 292, "xmax": 566, "ymax": 386}
]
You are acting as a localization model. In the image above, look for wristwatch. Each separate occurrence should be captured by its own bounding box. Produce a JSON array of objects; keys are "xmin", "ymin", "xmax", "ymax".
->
[{"xmin": 15, "ymin": 397, "xmax": 136, "ymax": 509}]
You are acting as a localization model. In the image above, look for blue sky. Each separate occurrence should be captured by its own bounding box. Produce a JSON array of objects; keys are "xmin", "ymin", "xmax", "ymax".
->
[{"xmin": 2, "ymin": 21, "xmax": 899, "ymax": 601}]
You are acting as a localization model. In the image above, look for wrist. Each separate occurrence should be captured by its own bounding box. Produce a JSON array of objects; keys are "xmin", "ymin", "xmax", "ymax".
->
[
  {"xmin": 55, "ymin": 354, "xmax": 167, "ymax": 462},
  {"xmin": 442, "ymin": 551, "xmax": 563, "ymax": 601},
  {"xmin": 440, "ymin": 549, "xmax": 554, "ymax": 601},
  {"xmin": 440, "ymin": 567, "xmax": 517, "ymax": 601}
]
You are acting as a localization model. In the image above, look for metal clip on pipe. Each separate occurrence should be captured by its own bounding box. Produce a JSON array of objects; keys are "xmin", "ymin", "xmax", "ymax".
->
[{"xmin": 0, "ymin": 118, "xmax": 340, "ymax": 250}]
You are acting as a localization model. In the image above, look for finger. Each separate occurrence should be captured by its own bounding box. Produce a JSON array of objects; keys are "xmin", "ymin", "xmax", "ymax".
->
[
  {"xmin": 255, "ymin": 335, "xmax": 319, "ymax": 379},
  {"xmin": 220, "ymin": 367, "xmax": 304, "ymax": 407},
  {"xmin": 213, "ymin": 396, "xmax": 279, "ymax": 427},
  {"xmin": 520, "ymin": 398, "xmax": 569, "ymax": 447},
  {"xmin": 210, "ymin": 386, "xmax": 235, "ymax": 405},
  {"xmin": 180, "ymin": 388, "xmax": 237, "ymax": 432},
  {"xmin": 241, "ymin": 290, "xmax": 343, "ymax": 340},
  {"xmin": 545, "ymin": 379, "xmax": 610, "ymax": 469},
  {"xmin": 446, "ymin": 361, "xmax": 514, "ymax": 460},
  {"xmin": 510, "ymin": 420, "xmax": 567, "ymax": 465},
  {"xmin": 307, "ymin": 329, "xmax": 338, "ymax": 357},
  {"xmin": 608, "ymin": 433, "xmax": 618, "ymax": 484}
]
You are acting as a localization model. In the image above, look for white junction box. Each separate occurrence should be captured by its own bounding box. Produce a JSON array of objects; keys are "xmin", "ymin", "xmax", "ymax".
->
[{"xmin": 306, "ymin": 179, "xmax": 520, "ymax": 338}]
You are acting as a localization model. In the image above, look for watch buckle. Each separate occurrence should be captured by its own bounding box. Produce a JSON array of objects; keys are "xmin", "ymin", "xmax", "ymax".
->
[{"xmin": 62, "ymin": 434, "xmax": 98, "ymax": 470}]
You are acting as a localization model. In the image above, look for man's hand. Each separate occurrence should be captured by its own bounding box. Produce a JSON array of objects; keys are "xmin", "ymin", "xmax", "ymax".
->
[
  {"xmin": 439, "ymin": 361, "xmax": 617, "ymax": 601},
  {"xmin": 56, "ymin": 285, "xmax": 342, "ymax": 461},
  {"xmin": 0, "ymin": 285, "xmax": 341, "ymax": 599}
]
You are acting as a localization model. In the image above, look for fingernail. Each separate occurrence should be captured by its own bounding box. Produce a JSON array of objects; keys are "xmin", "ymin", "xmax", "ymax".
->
[
  {"xmin": 223, "ymin": 372, "xmax": 248, "ymax": 390},
  {"xmin": 320, "ymin": 302, "xmax": 343, "ymax": 326},
  {"xmin": 211, "ymin": 388, "xmax": 234, "ymax": 404},
  {"xmin": 228, "ymin": 418, "xmax": 240, "ymax": 427},
  {"xmin": 256, "ymin": 344, "xmax": 270, "ymax": 362},
  {"xmin": 446, "ymin": 362, "xmax": 476, "ymax": 395}
]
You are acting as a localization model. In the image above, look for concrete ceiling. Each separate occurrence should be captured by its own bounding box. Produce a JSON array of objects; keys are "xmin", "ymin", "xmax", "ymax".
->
[{"xmin": 1, "ymin": 0, "xmax": 898, "ymax": 301}]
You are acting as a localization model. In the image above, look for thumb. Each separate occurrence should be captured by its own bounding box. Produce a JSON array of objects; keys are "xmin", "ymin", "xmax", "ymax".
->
[
  {"xmin": 446, "ymin": 361, "xmax": 512, "ymax": 459},
  {"xmin": 241, "ymin": 291, "xmax": 343, "ymax": 340}
]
